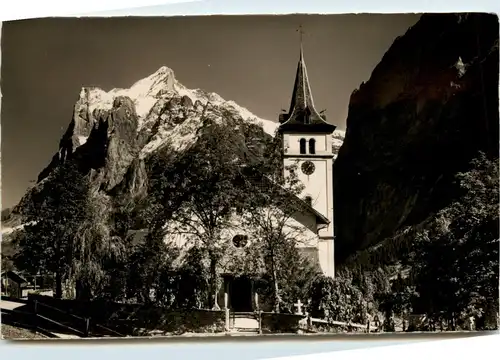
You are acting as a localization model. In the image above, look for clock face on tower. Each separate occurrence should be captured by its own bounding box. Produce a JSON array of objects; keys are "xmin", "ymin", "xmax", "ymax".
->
[{"xmin": 301, "ymin": 161, "xmax": 315, "ymax": 175}]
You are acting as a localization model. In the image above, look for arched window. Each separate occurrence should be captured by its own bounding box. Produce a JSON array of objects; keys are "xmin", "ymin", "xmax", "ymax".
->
[
  {"xmin": 309, "ymin": 138, "xmax": 316, "ymax": 154},
  {"xmin": 299, "ymin": 138, "xmax": 307, "ymax": 154}
]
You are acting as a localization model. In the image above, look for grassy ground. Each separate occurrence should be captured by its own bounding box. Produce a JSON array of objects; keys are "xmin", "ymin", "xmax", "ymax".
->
[{"xmin": 1, "ymin": 324, "xmax": 48, "ymax": 340}]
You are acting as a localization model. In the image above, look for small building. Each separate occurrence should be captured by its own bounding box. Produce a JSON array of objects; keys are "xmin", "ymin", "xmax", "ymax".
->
[{"xmin": 1, "ymin": 271, "xmax": 30, "ymax": 299}]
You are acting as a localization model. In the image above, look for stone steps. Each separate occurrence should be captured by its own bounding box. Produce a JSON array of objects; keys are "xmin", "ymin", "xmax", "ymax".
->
[
  {"xmin": 232, "ymin": 316, "xmax": 259, "ymax": 329},
  {"xmin": 230, "ymin": 314, "xmax": 260, "ymax": 334}
]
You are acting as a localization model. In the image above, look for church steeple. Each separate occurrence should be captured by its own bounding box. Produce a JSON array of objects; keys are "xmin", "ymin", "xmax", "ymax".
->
[
  {"xmin": 279, "ymin": 28, "xmax": 336, "ymax": 134},
  {"xmin": 288, "ymin": 42, "xmax": 315, "ymax": 115}
]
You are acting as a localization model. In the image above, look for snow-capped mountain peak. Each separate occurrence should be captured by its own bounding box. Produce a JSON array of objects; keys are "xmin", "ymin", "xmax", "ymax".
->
[
  {"xmin": 80, "ymin": 66, "xmax": 278, "ymax": 139},
  {"xmin": 43, "ymin": 65, "xmax": 344, "ymax": 188}
]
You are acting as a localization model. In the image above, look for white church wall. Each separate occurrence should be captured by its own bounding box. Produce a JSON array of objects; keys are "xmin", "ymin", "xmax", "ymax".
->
[
  {"xmin": 318, "ymin": 238, "xmax": 335, "ymax": 277},
  {"xmin": 162, "ymin": 207, "xmax": 321, "ymax": 264},
  {"xmin": 318, "ymin": 159, "xmax": 334, "ymax": 239},
  {"xmin": 164, "ymin": 210, "xmax": 318, "ymax": 246},
  {"xmin": 283, "ymin": 158, "xmax": 332, "ymax": 223}
]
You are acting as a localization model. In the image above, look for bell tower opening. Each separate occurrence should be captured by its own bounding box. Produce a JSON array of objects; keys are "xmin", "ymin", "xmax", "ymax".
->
[
  {"xmin": 299, "ymin": 138, "xmax": 307, "ymax": 154},
  {"xmin": 309, "ymin": 138, "xmax": 316, "ymax": 154}
]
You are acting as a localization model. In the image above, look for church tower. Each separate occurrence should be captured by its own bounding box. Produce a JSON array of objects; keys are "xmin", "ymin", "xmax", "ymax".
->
[{"xmin": 278, "ymin": 39, "xmax": 336, "ymax": 278}]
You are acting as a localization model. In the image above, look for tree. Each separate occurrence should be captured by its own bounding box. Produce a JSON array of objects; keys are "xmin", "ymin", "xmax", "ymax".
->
[
  {"xmin": 169, "ymin": 126, "xmax": 255, "ymax": 308},
  {"xmin": 70, "ymin": 190, "xmax": 125, "ymax": 300},
  {"xmin": 14, "ymin": 161, "xmax": 124, "ymax": 300},
  {"xmin": 126, "ymin": 229, "xmax": 180, "ymax": 305},
  {"xmin": 308, "ymin": 271, "xmax": 366, "ymax": 325},
  {"xmin": 241, "ymin": 132, "xmax": 314, "ymax": 312},
  {"xmin": 274, "ymin": 244, "xmax": 322, "ymax": 313},
  {"xmin": 173, "ymin": 246, "xmax": 211, "ymax": 309},
  {"xmin": 124, "ymin": 141, "xmax": 202, "ymax": 306},
  {"xmin": 1, "ymin": 234, "xmax": 18, "ymax": 273},
  {"xmin": 376, "ymin": 273, "xmax": 417, "ymax": 331},
  {"xmin": 15, "ymin": 161, "xmax": 90, "ymax": 298},
  {"xmin": 146, "ymin": 117, "xmax": 257, "ymax": 309},
  {"xmin": 408, "ymin": 153, "xmax": 499, "ymax": 329}
]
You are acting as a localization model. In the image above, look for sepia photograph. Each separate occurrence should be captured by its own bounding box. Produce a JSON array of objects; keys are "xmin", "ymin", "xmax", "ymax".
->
[{"xmin": 0, "ymin": 13, "xmax": 498, "ymax": 340}]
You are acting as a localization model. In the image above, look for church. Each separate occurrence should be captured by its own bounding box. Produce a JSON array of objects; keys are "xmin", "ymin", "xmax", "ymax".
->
[{"xmin": 165, "ymin": 43, "xmax": 337, "ymax": 312}]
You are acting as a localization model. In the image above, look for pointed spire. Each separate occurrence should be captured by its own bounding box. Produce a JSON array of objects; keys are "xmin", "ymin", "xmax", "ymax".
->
[
  {"xmin": 288, "ymin": 34, "xmax": 315, "ymax": 115},
  {"xmin": 278, "ymin": 26, "xmax": 336, "ymax": 134}
]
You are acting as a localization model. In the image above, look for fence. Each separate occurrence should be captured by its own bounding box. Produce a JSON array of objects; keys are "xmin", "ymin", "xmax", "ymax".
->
[
  {"xmin": 2, "ymin": 296, "xmax": 125, "ymax": 338},
  {"xmin": 24, "ymin": 295, "xmax": 377, "ymax": 336},
  {"xmin": 33, "ymin": 300, "xmax": 88, "ymax": 336},
  {"xmin": 309, "ymin": 316, "xmax": 377, "ymax": 333},
  {"xmin": 223, "ymin": 309, "xmax": 377, "ymax": 334},
  {"xmin": 27, "ymin": 294, "xmax": 225, "ymax": 336}
]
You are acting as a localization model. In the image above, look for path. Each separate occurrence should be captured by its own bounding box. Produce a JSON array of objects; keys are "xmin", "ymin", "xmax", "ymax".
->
[
  {"xmin": 0, "ymin": 299, "xmax": 26, "ymax": 311},
  {"xmin": 51, "ymin": 332, "xmax": 81, "ymax": 339}
]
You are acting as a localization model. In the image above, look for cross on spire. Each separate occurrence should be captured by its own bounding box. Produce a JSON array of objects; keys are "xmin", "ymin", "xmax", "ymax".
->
[
  {"xmin": 296, "ymin": 25, "xmax": 305, "ymax": 52},
  {"xmin": 297, "ymin": 25, "xmax": 304, "ymax": 43}
]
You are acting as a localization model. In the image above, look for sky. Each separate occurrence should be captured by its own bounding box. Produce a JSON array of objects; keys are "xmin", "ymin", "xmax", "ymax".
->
[{"xmin": 1, "ymin": 14, "xmax": 420, "ymax": 209}]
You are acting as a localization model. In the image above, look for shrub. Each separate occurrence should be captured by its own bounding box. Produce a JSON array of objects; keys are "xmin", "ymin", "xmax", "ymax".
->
[{"xmin": 308, "ymin": 273, "xmax": 367, "ymax": 324}]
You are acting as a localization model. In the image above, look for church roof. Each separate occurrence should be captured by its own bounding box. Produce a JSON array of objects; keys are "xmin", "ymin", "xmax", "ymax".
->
[
  {"xmin": 260, "ymin": 174, "xmax": 330, "ymax": 227},
  {"xmin": 278, "ymin": 45, "xmax": 336, "ymax": 134},
  {"xmin": 240, "ymin": 166, "xmax": 331, "ymax": 228}
]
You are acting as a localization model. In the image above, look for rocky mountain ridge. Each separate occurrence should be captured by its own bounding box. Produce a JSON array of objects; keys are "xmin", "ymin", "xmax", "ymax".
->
[{"xmin": 4, "ymin": 66, "xmax": 344, "ymax": 232}]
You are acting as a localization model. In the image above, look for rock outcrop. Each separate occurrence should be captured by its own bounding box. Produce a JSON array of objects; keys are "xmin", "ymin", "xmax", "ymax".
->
[
  {"xmin": 10, "ymin": 65, "xmax": 345, "ymax": 224},
  {"xmin": 14, "ymin": 67, "xmax": 279, "ymax": 212},
  {"xmin": 334, "ymin": 13, "xmax": 499, "ymax": 261}
]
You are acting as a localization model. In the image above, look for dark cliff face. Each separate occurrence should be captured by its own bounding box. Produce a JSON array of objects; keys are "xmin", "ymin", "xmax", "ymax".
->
[
  {"xmin": 334, "ymin": 13, "xmax": 499, "ymax": 261},
  {"xmin": 37, "ymin": 95, "xmax": 141, "ymax": 193}
]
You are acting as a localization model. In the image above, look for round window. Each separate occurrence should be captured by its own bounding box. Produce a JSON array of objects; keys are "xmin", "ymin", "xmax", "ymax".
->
[{"xmin": 232, "ymin": 234, "xmax": 249, "ymax": 248}]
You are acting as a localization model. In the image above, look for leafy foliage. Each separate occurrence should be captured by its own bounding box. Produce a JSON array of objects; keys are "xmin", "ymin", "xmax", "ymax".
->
[
  {"xmin": 272, "ymin": 245, "xmax": 322, "ymax": 313},
  {"xmin": 143, "ymin": 117, "xmax": 266, "ymax": 308},
  {"xmin": 14, "ymin": 161, "xmax": 125, "ymax": 299},
  {"xmin": 173, "ymin": 246, "xmax": 211, "ymax": 309},
  {"xmin": 241, "ymin": 132, "xmax": 320, "ymax": 312},
  {"xmin": 342, "ymin": 152, "xmax": 499, "ymax": 331},
  {"xmin": 405, "ymin": 153, "xmax": 499, "ymax": 329},
  {"xmin": 15, "ymin": 161, "xmax": 91, "ymax": 298},
  {"xmin": 165, "ymin": 123, "xmax": 257, "ymax": 308},
  {"xmin": 126, "ymin": 230, "xmax": 179, "ymax": 306},
  {"xmin": 1, "ymin": 235, "xmax": 18, "ymax": 272},
  {"xmin": 308, "ymin": 271, "xmax": 367, "ymax": 324}
]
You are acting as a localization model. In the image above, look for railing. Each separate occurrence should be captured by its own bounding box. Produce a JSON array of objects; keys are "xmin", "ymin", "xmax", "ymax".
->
[
  {"xmin": 1, "ymin": 308, "xmax": 58, "ymax": 338},
  {"xmin": 309, "ymin": 316, "xmax": 378, "ymax": 333},
  {"xmin": 224, "ymin": 309, "xmax": 379, "ymax": 335},
  {"xmin": 33, "ymin": 300, "xmax": 87, "ymax": 337},
  {"xmin": 93, "ymin": 322, "xmax": 127, "ymax": 337}
]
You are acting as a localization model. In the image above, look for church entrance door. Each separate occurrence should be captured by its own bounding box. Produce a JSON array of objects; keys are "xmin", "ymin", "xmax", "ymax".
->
[{"xmin": 229, "ymin": 276, "xmax": 253, "ymax": 312}]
